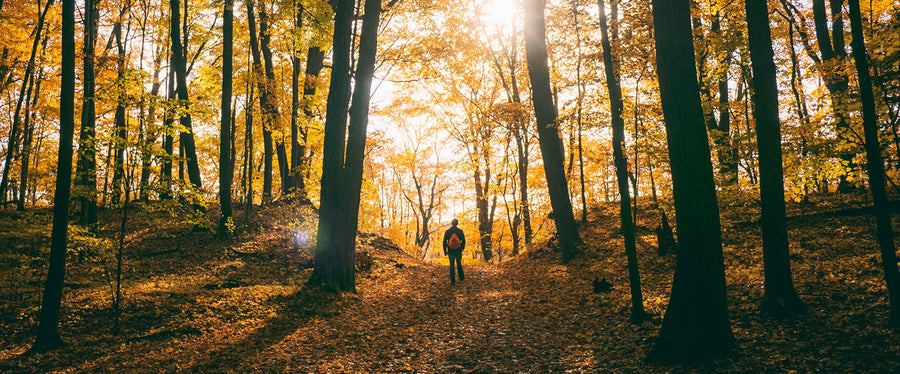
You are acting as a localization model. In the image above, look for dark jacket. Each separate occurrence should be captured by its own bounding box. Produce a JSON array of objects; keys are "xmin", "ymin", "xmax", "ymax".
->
[{"xmin": 443, "ymin": 226, "xmax": 466, "ymax": 253}]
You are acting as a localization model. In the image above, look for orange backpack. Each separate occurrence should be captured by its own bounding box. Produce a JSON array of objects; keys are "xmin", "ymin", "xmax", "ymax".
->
[{"xmin": 448, "ymin": 232, "xmax": 462, "ymax": 250}]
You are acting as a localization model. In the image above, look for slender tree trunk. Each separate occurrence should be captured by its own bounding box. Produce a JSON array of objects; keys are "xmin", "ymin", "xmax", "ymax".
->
[
  {"xmin": 259, "ymin": 8, "xmax": 280, "ymax": 199},
  {"xmin": 745, "ymin": 0, "xmax": 806, "ymax": 316},
  {"xmin": 160, "ymin": 61, "xmax": 176, "ymax": 200},
  {"xmin": 515, "ymin": 128, "xmax": 533, "ymax": 245},
  {"xmin": 474, "ymin": 159, "xmax": 493, "ymax": 261},
  {"xmin": 244, "ymin": 83, "xmax": 255, "ymax": 211},
  {"xmin": 219, "ymin": 0, "xmax": 234, "ymax": 233},
  {"xmin": 523, "ymin": 0, "xmax": 581, "ymax": 262},
  {"xmin": 31, "ymin": 0, "xmax": 74, "ymax": 351},
  {"xmin": 310, "ymin": 0, "xmax": 381, "ymax": 292},
  {"xmin": 847, "ymin": 0, "xmax": 900, "ymax": 327},
  {"xmin": 246, "ymin": 1, "xmax": 272, "ymax": 203},
  {"xmin": 289, "ymin": 1, "xmax": 304, "ymax": 195},
  {"xmin": 18, "ymin": 65, "xmax": 43, "ymax": 211},
  {"xmin": 0, "ymin": 0, "xmax": 53, "ymax": 204},
  {"xmin": 647, "ymin": 0, "xmax": 734, "ymax": 362},
  {"xmin": 111, "ymin": 15, "xmax": 128, "ymax": 205},
  {"xmin": 598, "ymin": 0, "xmax": 646, "ymax": 322},
  {"xmin": 710, "ymin": 14, "xmax": 738, "ymax": 187},
  {"xmin": 75, "ymin": 0, "xmax": 98, "ymax": 221},
  {"xmin": 573, "ymin": 3, "xmax": 588, "ymax": 222}
]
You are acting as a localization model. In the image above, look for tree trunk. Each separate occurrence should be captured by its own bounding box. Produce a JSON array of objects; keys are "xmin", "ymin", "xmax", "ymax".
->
[
  {"xmin": 76, "ymin": 0, "xmax": 98, "ymax": 221},
  {"xmin": 515, "ymin": 127, "xmax": 533, "ymax": 245},
  {"xmin": 244, "ymin": 83, "xmax": 255, "ymax": 211},
  {"xmin": 289, "ymin": 1, "xmax": 304, "ymax": 195},
  {"xmin": 574, "ymin": 3, "xmax": 588, "ymax": 223},
  {"xmin": 598, "ymin": 0, "xmax": 646, "ymax": 322},
  {"xmin": 160, "ymin": 61, "xmax": 176, "ymax": 200},
  {"xmin": 745, "ymin": 0, "xmax": 805, "ymax": 316},
  {"xmin": 31, "ymin": 0, "xmax": 74, "ymax": 351},
  {"xmin": 111, "ymin": 15, "xmax": 128, "ymax": 205},
  {"xmin": 18, "ymin": 63, "xmax": 43, "ymax": 211},
  {"xmin": 170, "ymin": 0, "xmax": 202, "ymax": 193},
  {"xmin": 246, "ymin": 1, "xmax": 272, "ymax": 203},
  {"xmin": 813, "ymin": 0, "xmax": 856, "ymax": 189},
  {"xmin": 847, "ymin": 0, "xmax": 900, "ymax": 327},
  {"xmin": 647, "ymin": 0, "xmax": 734, "ymax": 362},
  {"xmin": 219, "ymin": 0, "xmax": 234, "ymax": 233},
  {"xmin": 710, "ymin": 14, "xmax": 739, "ymax": 187},
  {"xmin": 0, "ymin": 0, "xmax": 53, "ymax": 204},
  {"xmin": 310, "ymin": 0, "xmax": 382, "ymax": 292},
  {"xmin": 295, "ymin": 46, "xmax": 325, "ymax": 199},
  {"xmin": 474, "ymin": 160, "xmax": 493, "ymax": 261},
  {"xmin": 259, "ymin": 8, "xmax": 280, "ymax": 200},
  {"xmin": 522, "ymin": 0, "xmax": 581, "ymax": 262}
]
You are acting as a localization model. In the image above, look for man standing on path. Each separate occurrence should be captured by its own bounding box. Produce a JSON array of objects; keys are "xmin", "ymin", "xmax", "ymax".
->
[{"xmin": 443, "ymin": 218, "xmax": 466, "ymax": 284}]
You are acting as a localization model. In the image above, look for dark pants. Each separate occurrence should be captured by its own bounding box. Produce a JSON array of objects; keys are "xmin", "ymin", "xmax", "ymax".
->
[{"xmin": 449, "ymin": 250, "xmax": 464, "ymax": 283}]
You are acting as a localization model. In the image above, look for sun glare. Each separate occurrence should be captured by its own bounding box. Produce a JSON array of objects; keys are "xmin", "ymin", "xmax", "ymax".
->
[{"xmin": 481, "ymin": 0, "xmax": 518, "ymax": 29}]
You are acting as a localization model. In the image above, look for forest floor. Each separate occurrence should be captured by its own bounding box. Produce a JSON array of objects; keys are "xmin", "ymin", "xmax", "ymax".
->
[{"xmin": 2, "ymin": 191, "xmax": 900, "ymax": 373}]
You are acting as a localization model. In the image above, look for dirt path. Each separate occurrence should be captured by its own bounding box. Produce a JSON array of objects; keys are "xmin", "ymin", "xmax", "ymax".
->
[{"xmin": 215, "ymin": 253, "xmax": 660, "ymax": 373}]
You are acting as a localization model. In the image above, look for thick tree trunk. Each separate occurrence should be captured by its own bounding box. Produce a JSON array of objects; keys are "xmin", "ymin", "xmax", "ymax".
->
[
  {"xmin": 31, "ymin": 0, "xmax": 74, "ymax": 351},
  {"xmin": 847, "ymin": 0, "xmax": 900, "ymax": 327},
  {"xmin": 745, "ymin": 0, "xmax": 805, "ymax": 316},
  {"xmin": 219, "ymin": 0, "xmax": 234, "ymax": 233},
  {"xmin": 598, "ymin": 0, "xmax": 646, "ymax": 322},
  {"xmin": 310, "ymin": 0, "xmax": 358, "ymax": 292},
  {"xmin": 522, "ymin": 0, "xmax": 581, "ymax": 262},
  {"xmin": 813, "ymin": 0, "xmax": 856, "ymax": 188},
  {"xmin": 647, "ymin": 0, "xmax": 734, "ymax": 362},
  {"xmin": 170, "ymin": 0, "xmax": 202, "ymax": 193}
]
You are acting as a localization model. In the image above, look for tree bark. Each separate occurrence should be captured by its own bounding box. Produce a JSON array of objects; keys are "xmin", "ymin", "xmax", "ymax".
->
[
  {"xmin": 289, "ymin": 1, "xmax": 304, "ymax": 195},
  {"xmin": 246, "ymin": 1, "xmax": 273, "ymax": 203},
  {"xmin": 295, "ymin": 46, "xmax": 325, "ymax": 198},
  {"xmin": 598, "ymin": 0, "xmax": 646, "ymax": 322},
  {"xmin": 813, "ymin": 0, "xmax": 856, "ymax": 188},
  {"xmin": 745, "ymin": 0, "xmax": 805, "ymax": 316},
  {"xmin": 310, "ymin": 0, "xmax": 382, "ymax": 292},
  {"xmin": 18, "ymin": 57, "xmax": 44, "ymax": 211},
  {"xmin": 0, "ymin": 0, "xmax": 53, "ymax": 204},
  {"xmin": 522, "ymin": 0, "xmax": 581, "ymax": 262},
  {"xmin": 31, "ymin": 0, "xmax": 74, "ymax": 351},
  {"xmin": 160, "ymin": 61, "xmax": 176, "ymax": 200},
  {"xmin": 647, "ymin": 0, "xmax": 734, "ymax": 362},
  {"xmin": 259, "ymin": 9, "xmax": 287, "ymax": 197},
  {"xmin": 219, "ymin": 0, "xmax": 234, "ymax": 233},
  {"xmin": 710, "ymin": 14, "xmax": 738, "ymax": 186},
  {"xmin": 847, "ymin": 0, "xmax": 900, "ymax": 327},
  {"xmin": 170, "ymin": 0, "xmax": 202, "ymax": 193},
  {"xmin": 111, "ymin": 14, "xmax": 128, "ymax": 205}
]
